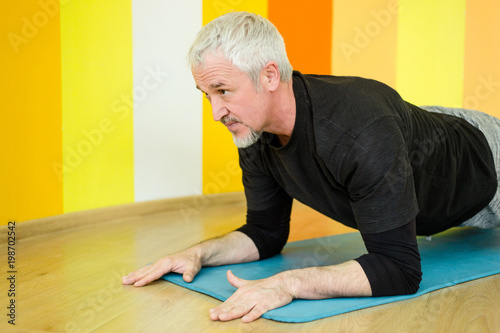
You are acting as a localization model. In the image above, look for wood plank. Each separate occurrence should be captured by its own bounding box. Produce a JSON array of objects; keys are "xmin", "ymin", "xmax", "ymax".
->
[{"xmin": 11, "ymin": 192, "xmax": 246, "ymax": 241}]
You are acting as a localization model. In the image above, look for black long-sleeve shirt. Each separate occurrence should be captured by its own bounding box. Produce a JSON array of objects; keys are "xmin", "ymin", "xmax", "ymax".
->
[{"xmin": 236, "ymin": 72, "xmax": 496, "ymax": 296}]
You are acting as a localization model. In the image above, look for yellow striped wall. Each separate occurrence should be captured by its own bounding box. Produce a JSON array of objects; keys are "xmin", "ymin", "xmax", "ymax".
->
[{"xmin": 1, "ymin": 0, "xmax": 499, "ymax": 224}]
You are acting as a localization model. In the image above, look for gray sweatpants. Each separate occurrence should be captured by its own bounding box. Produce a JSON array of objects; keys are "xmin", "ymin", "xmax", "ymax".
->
[{"xmin": 420, "ymin": 106, "xmax": 500, "ymax": 228}]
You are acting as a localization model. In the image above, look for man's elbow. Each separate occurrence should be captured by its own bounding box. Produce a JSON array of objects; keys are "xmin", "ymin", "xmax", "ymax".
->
[{"xmin": 401, "ymin": 270, "xmax": 422, "ymax": 295}]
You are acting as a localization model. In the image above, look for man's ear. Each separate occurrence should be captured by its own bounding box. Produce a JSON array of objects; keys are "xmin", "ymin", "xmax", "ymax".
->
[{"xmin": 261, "ymin": 61, "xmax": 280, "ymax": 91}]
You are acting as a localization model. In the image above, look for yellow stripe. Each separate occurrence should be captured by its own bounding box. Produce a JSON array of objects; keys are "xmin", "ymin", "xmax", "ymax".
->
[
  {"xmin": 202, "ymin": 1, "xmax": 269, "ymax": 194},
  {"xmin": 396, "ymin": 0, "xmax": 466, "ymax": 106},
  {"xmin": 0, "ymin": 0, "xmax": 63, "ymax": 223},
  {"xmin": 61, "ymin": 0, "xmax": 134, "ymax": 213},
  {"xmin": 333, "ymin": 0, "xmax": 399, "ymax": 88}
]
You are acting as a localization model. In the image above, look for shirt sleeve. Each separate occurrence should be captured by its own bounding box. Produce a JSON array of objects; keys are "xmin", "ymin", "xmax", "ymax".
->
[
  {"xmin": 236, "ymin": 144, "xmax": 294, "ymax": 259},
  {"xmin": 355, "ymin": 219, "xmax": 422, "ymax": 296},
  {"xmin": 337, "ymin": 115, "xmax": 420, "ymax": 233},
  {"xmin": 236, "ymin": 201, "xmax": 293, "ymax": 260}
]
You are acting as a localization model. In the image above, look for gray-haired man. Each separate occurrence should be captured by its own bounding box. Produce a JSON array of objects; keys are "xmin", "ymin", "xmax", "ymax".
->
[{"xmin": 123, "ymin": 12, "xmax": 499, "ymax": 322}]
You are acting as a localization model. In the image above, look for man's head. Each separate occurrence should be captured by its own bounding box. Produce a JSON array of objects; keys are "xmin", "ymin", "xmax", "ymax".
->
[
  {"xmin": 188, "ymin": 12, "xmax": 293, "ymax": 148},
  {"xmin": 188, "ymin": 11, "xmax": 293, "ymax": 87},
  {"xmin": 192, "ymin": 48, "xmax": 271, "ymax": 148}
]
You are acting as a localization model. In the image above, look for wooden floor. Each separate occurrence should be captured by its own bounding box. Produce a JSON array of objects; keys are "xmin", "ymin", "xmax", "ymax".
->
[{"xmin": 1, "ymin": 193, "xmax": 499, "ymax": 332}]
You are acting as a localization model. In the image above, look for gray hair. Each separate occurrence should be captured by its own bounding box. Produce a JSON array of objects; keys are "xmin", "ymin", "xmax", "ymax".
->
[{"xmin": 187, "ymin": 11, "xmax": 293, "ymax": 85}]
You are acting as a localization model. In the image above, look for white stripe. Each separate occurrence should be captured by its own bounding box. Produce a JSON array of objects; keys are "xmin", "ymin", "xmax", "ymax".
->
[{"xmin": 133, "ymin": 0, "xmax": 202, "ymax": 201}]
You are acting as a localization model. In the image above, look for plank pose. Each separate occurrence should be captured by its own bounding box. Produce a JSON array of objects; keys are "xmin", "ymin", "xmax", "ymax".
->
[{"xmin": 123, "ymin": 12, "xmax": 500, "ymax": 322}]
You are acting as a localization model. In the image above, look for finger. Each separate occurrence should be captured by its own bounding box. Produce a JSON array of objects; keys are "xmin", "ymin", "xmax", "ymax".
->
[
  {"xmin": 183, "ymin": 272, "xmax": 194, "ymax": 283},
  {"xmin": 182, "ymin": 261, "xmax": 201, "ymax": 283},
  {"xmin": 125, "ymin": 261, "xmax": 169, "ymax": 287},
  {"xmin": 226, "ymin": 270, "xmax": 247, "ymax": 289},
  {"xmin": 241, "ymin": 305, "xmax": 265, "ymax": 323},
  {"xmin": 122, "ymin": 265, "xmax": 151, "ymax": 284},
  {"xmin": 122, "ymin": 275, "xmax": 137, "ymax": 285},
  {"xmin": 133, "ymin": 264, "xmax": 168, "ymax": 287},
  {"xmin": 209, "ymin": 302, "xmax": 252, "ymax": 322}
]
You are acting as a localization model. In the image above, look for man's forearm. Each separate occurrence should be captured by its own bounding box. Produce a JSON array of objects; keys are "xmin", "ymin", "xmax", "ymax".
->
[
  {"xmin": 196, "ymin": 231, "xmax": 260, "ymax": 266},
  {"xmin": 208, "ymin": 259, "xmax": 372, "ymax": 322},
  {"xmin": 196, "ymin": 233, "xmax": 371, "ymax": 297},
  {"xmin": 285, "ymin": 260, "xmax": 372, "ymax": 299}
]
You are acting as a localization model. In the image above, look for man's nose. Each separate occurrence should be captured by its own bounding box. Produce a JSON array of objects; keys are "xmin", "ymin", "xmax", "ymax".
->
[{"xmin": 211, "ymin": 97, "xmax": 229, "ymax": 122}]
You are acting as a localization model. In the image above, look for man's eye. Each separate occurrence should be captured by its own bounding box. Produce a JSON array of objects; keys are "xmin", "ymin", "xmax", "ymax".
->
[{"xmin": 219, "ymin": 90, "xmax": 228, "ymax": 96}]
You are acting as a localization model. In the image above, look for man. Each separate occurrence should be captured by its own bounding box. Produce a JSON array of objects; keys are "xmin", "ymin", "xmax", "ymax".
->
[{"xmin": 123, "ymin": 12, "xmax": 500, "ymax": 322}]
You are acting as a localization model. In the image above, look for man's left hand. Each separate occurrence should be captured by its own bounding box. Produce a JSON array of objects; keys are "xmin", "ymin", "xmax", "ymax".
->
[{"xmin": 209, "ymin": 270, "xmax": 293, "ymax": 322}]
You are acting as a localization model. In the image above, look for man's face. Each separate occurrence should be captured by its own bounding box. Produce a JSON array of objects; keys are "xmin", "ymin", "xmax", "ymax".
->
[{"xmin": 192, "ymin": 52, "xmax": 267, "ymax": 148}]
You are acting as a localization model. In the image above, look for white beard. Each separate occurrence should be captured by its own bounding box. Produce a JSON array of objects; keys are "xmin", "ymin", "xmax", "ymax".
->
[
  {"xmin": 232, "ymin": 128, "xmax": 262, "ymax": 148},
  {"xmin": 221, "ymin": 115, "xmax": 262, "ymax": 148}
]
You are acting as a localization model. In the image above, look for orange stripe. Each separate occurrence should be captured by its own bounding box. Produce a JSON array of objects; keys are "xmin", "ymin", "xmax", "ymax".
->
[
  {"xmin": 269, "ymin": 0, "xmax": 333, "ymax": 75},
  {"xmin": 463, "ymin": 0, "xmax": 500, "ymax": 117},
  {"xmin": 0, "ymin": 1, "xmax": 63, "ymax": 223}
]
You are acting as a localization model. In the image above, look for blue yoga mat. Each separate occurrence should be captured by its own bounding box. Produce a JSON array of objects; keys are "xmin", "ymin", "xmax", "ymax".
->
[{"xmin": 161, "ymin": 228, "xmax": 500, "ymax": 323}]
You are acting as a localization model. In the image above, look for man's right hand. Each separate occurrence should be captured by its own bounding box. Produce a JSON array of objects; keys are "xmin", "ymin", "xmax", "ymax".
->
[
  {"xmin": 122, "ymin": 248, "xmax": 202, "ymax": 286},
  {"xmin": 122, "ymin": 231, "xmax": 259, "ymax": 287}
]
